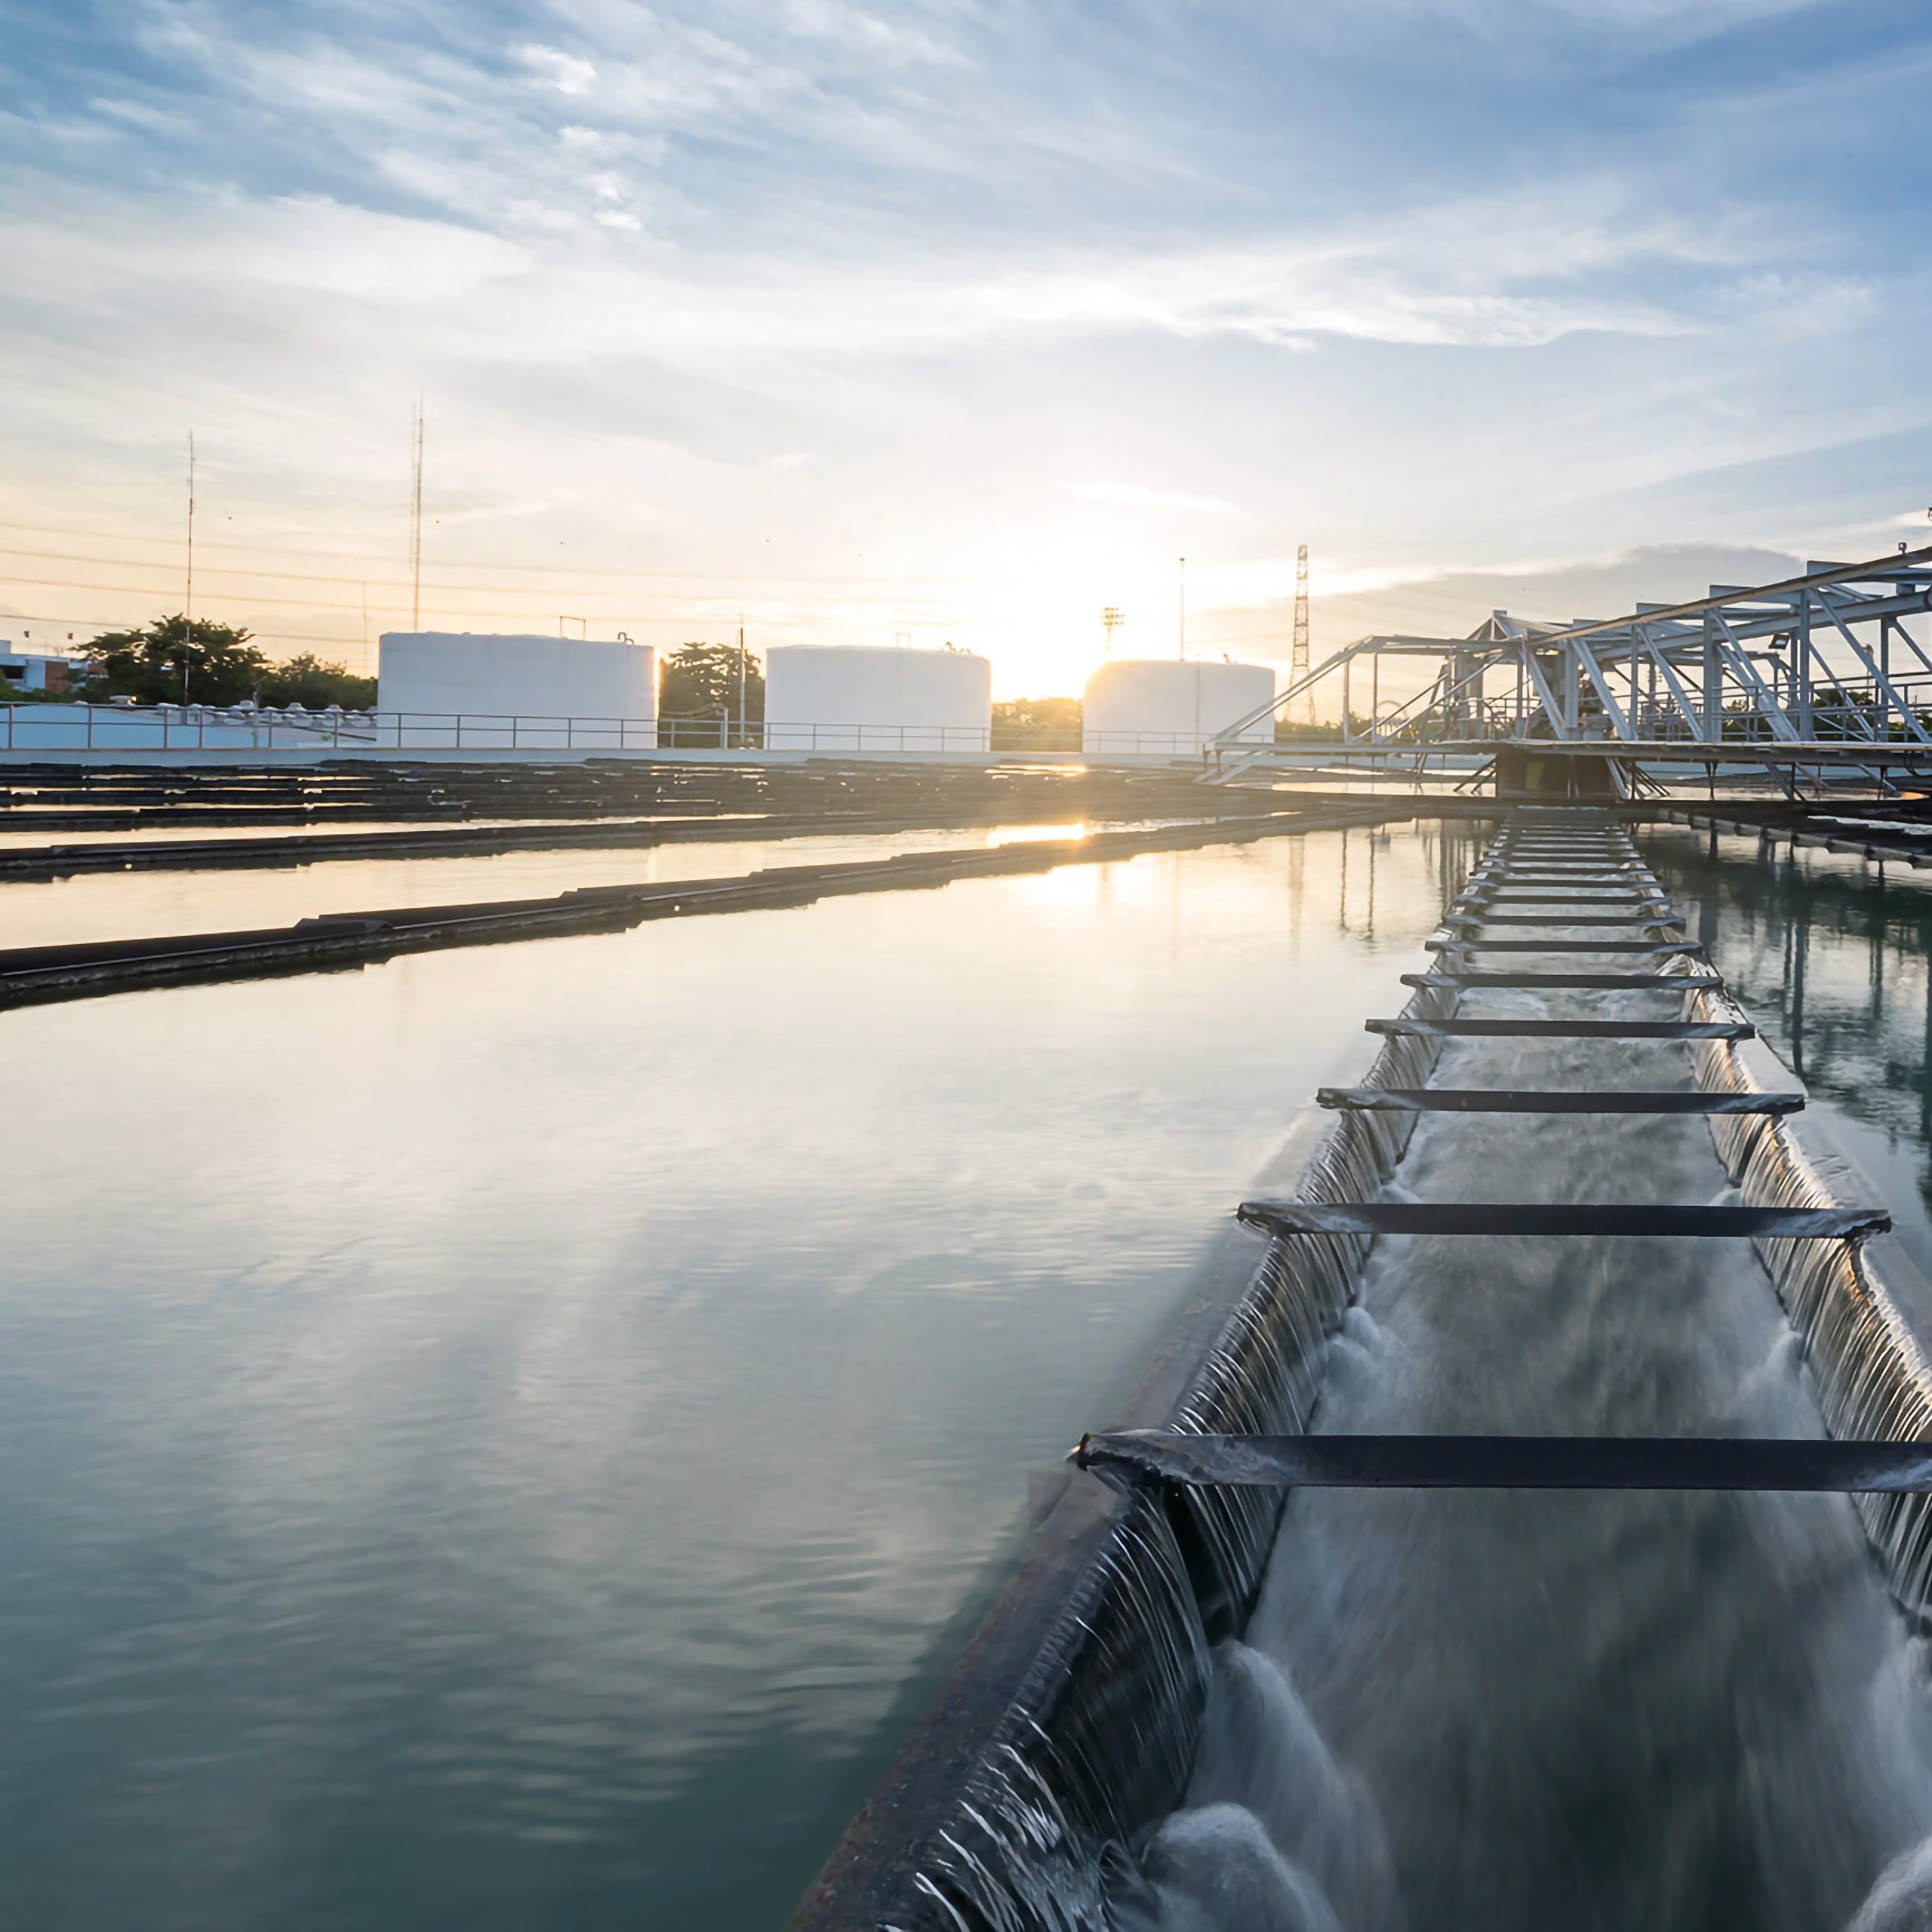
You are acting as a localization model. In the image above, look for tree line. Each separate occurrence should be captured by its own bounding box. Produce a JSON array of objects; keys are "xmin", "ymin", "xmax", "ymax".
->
[
  {"xmin": 75, "ymin": 615, "xmax": 377, "ymax": 709},
  {"xmin": 68, "ymin": 625, "xmax": 755, "ymax": 716}
]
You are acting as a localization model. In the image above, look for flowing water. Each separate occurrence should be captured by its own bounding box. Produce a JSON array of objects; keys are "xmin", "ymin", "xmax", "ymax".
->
[{"xmin": 1119, "ymin": 844, "xmax": 1932, "ymax": 1932}]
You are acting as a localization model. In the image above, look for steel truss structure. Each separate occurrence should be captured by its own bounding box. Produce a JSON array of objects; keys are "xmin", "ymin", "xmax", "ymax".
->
[{"xmin": 1216, "ymin": 545, "xmax": 1932, "ymax": 786}]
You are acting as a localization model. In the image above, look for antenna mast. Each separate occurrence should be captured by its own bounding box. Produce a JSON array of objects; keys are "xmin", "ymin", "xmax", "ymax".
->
[
  {"xmin": 409, "ymin": 400, "xmax": 425, "ymax": 630},
  {"xmin": 183, "ymin": 431, "xmax": 195, "ymax": 703},
  {"xmin": 1292, "ymin": 543, "xmax": 1312, "ymax": 726},
  {"xmin": 1178, "ymin": 556, "xmax": 1186, "ymax": 661}
]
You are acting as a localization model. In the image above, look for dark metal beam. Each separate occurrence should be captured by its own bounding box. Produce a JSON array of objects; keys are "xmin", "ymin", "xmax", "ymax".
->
[
  {"xmin": 1443, "ymin": 912, "xmax": 1683, "ymax": 927},
  {"xmin": 1316, "ymin": 1088, "xmax": 1801, "ymax": 1114},
  {"xmin": 1426, "ymin": 938, "xmax": 1702, "ymax": 953},
  {"xmin": 1365, "ymin": 1018, "xmax": 1750, "ymax": 1040},
  {"xmin": 1070, "ymin": 1431, "xmax": 1932, "ymax": 1493},
  {"xmin": 1402, "ymin": 971, "xmax": 1718, "ymax": 990},
  {"xmin": 1235, "ymin": 1201, "xmax": 1881, "ymax": 1238}
]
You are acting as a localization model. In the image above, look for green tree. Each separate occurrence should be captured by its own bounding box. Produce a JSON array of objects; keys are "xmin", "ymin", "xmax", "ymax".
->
[
  {"xmin": 83, "ymin": 614, "xmax": 266, "ymax": 706},
  {"xmin": 659, "ymin": 642, "xmax": 764, "ymax": 729},
  {"xmin": 991, "ymin": 696, "xmax": 1081, "ymax": 750},
  {"xmin": 257, "ymin": 654, "xmax": 377, "ymax": 710}
]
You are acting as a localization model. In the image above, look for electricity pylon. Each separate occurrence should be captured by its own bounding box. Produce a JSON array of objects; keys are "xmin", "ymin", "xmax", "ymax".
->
[{"xmin": 1292, "ymin": 545, "xmax": 1312, "ymax": 726}]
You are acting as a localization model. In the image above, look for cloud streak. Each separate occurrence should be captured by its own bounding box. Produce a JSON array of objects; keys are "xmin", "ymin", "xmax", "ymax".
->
[{"xmin": 0, "ymin": 0, "xmax": 1926, "ymax": 691}]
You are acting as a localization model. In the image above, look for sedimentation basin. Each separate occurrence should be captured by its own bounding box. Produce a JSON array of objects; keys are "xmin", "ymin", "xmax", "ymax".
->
[{"xmin": 16, "ymin": 806, "xmax": 1932, "ymax": 1927}]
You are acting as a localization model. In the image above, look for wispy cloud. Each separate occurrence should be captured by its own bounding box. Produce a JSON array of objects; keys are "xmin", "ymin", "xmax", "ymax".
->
[{"xmin": 0, "ymin": 0, "xmax": 1926, "ymax": 688}]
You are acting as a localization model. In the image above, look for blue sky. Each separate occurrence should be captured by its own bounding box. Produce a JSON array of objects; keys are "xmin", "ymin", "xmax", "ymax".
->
[{"xmin": 1, "ymin": 0, "xmax": 1928, "ymax": 695}]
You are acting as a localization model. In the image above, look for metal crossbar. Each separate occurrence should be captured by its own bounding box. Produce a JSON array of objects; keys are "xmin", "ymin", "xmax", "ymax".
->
[
  {"xmin": 1426, "ymin": 938, "xmax": 1703, "ymax": 953},
  {"xmin": 1401, "ymin": 972, "xmax": 1716, "ymax": 990},
  {"xmin": 1071, "ymin": 1432, "xmax": 1932, "ymax": 1493},
  {"xmin": 1235, "ymin": 1201, "xmax": 1884, "ymax": 1238},
  {"xmin": 1444, "ymin": 912, "xmax": 1684, "ymax": 928},
  {"xmin": 1316, "ymin": 1088, "xmax": 1802, "ymax": 1114},
  {"xmin": 1365, "ymin": 1018, "xmax": 1751, "ymax": 1040}
]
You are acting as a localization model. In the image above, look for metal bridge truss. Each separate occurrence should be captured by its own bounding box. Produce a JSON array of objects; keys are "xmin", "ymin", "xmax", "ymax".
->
[{"xmin": 1215, "ymin": 545, "xmax": 1932, "ymax": 785}]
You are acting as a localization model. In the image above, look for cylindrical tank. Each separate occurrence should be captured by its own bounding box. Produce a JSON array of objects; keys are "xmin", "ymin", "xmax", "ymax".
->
[
  {"xmin": 378, "ymin": 634, "xmax": 655, "ymax": 722},
  {"xmin": 1081, "ymin": 660, "xmax": 1275, "ymax": 755},
  {"xmin": 764, "ymin": 645, "xmax": 992, "ymax": 752}
]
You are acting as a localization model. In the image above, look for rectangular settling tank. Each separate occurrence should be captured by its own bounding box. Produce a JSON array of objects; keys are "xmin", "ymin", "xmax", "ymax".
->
[
  {"xmin": 1082, "ymin": 660, "xmax": 1275, "ymax": 755},
  {"xmin": 763, "ymin": 645, "xmax": 992, "ymax": 752}
]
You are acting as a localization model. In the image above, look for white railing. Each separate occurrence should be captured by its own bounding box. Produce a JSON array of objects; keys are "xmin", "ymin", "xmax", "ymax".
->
[
  {"xmin": 0, "ymin": 705, "xmax": 661, "ymax": 753},
  {"xmin": 0, "ymin": 705, "xmax": 1247, "ymax": 758}
]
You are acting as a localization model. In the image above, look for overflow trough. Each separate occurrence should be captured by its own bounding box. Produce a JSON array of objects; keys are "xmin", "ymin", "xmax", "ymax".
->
[{"xmin": 789, "ymin": 807, "xmax": 1932, "ymax": 1931}]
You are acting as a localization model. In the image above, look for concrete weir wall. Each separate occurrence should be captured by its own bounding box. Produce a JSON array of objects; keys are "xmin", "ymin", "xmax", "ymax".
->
[
  {"xmin": 1694, "ymin": 1014, "xmax": 1932, "ymax": 1615},
  {"xmin": 789, "ymin": 984, "xmax": 1454, "ymax": 1931}
]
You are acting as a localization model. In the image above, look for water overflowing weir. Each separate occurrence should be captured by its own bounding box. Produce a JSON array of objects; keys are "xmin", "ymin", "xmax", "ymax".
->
[{"xmin": 791, "ymin": 808, "xmax": 1932, "ymax": 1932}]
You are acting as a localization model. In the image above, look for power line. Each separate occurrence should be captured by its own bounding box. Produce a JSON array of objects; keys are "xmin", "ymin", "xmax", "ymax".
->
[
  {"xmin": 0, "ymin": 566, "xmax": 963, "ymax": 629},
  {"xmin": 2, "ymin": 611, "xmax": 383, "ymax": 651},
  {"xmin": 0, "ymin": 595, "xmax": 847, "ymax": 654},
  {"xmin": 0, "ymin": 520, "xmax": 989, "ymax": 589}
]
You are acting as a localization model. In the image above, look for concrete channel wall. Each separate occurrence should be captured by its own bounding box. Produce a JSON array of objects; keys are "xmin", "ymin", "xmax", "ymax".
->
[{"xmin": 788, "ymin": 977, "xmax": 1455, "ymax": 1930}]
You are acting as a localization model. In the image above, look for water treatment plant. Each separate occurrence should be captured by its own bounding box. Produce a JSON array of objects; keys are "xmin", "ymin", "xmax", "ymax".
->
[
  {"xmin": 12, "ymin": 5, "xmax": 1932, "ymax": 1921},
  {"xmin": 6, "ymin": 541, "xmax": 1932, "ymax": 1930}
]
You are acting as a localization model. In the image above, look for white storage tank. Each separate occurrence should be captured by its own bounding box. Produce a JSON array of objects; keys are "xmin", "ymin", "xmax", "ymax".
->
[
  {"xmin": 378, "ymin": 633, "xmax": 654, "ymax": 724},
  {"xmin": 1081, "ymin": 659, "xmax": 1276, "ymax": 755},
  {"xmin": 764, "ymin": 645, "xmax": 991, "ymax": 752}
]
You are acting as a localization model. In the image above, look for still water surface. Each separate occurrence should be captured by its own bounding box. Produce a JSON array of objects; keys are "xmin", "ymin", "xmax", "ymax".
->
[
  {"xmin": 0, "ymin": 821, "xmax": 1475, "ymax": 1929},
  {"xmin": 0, "ymin": 822, "xmax": 1108, "ymax": 949}
]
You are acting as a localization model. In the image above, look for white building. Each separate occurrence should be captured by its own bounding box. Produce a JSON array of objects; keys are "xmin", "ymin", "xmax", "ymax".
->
[
  {"xmin": 377, "ymin": 633, "xmax": 655, "ymax": 726},
  {"xmin": 1081, "ymin": 659, "xmax": 1276, "ymax": 755},
  {"xmin": 764, "ymin": 645, "xmax": 992, "ymax": 752}
]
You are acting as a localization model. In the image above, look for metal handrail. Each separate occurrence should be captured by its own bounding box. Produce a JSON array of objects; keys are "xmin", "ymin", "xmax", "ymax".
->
[{"xmin": 0, "ymin": 705, "xmax": 1260, "ymax": 758}]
